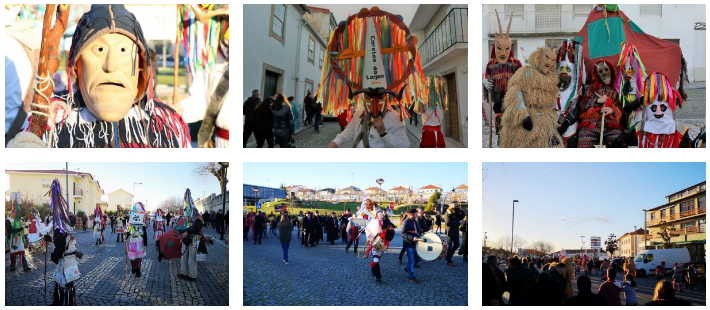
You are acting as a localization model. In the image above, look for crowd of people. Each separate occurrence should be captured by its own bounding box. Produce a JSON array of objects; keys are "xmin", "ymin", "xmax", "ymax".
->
[
  {"xmin": 483, "ymin": 254, "xmax": 699, "ymax": 306},
  {"xmin": 244, "ymin": 201, "xmax": 468, "ymax": 284},
  {"xmin": 243, "ymin": 90, "xmax": 319, "ymax": 148}
]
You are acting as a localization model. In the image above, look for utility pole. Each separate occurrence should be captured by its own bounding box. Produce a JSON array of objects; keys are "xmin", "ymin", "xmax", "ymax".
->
[
  {"xmin": 511, "ymin": 199, "xmax": 518, "ymax": 254},
  {"xmin": 65, "ymin": 162, "xmax": 72, "ymax": 215}
]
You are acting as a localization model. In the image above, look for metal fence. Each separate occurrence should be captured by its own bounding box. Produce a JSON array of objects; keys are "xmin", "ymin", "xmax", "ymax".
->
[{"xmin": 419, "ymin": 8, "xmax": 468, "ymax": 66}]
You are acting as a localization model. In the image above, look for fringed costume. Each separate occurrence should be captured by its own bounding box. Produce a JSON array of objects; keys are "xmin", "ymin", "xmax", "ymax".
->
[
  {"xmin": 576, "ymin": 60, "xmax": 625, "ymax": 148},
  {"xmin": 637, "ymin": 73, "xmax": 684, "ymax": 148},
  {"xmin": 499, "ymin": 48, "xmax": 562, "ymax": 148}
]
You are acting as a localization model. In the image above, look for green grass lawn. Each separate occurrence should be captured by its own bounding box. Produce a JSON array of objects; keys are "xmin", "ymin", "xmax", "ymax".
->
[{"xmin": 156, "ymin": 67, "xmax": 188, "ymax": 87}]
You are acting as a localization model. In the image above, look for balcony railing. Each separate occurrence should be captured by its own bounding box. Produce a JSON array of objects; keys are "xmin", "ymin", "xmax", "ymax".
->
[
  {"xmin": 680, "ymin": 207, "xmax": 706, "ymax": 218},
  {"xmin": 419, "ymin": 8, "xmax": 467, "ymax": 66}
]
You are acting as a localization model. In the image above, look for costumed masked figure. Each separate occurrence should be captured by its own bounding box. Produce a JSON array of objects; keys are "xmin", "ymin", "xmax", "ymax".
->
[
  {"xmin": 48, "ymin": 179, "xmax": 82, "ymax": 305},
  {"xmin": 126, "ymin": 202, "xmax": 147, "ymax": 277},
  {"xmin": 637, "ymin": 73, "xmax": 684, "ymax": 147},
  {"xmin": 499, "ymin": 48, "xmax": 562, "ymax": 148},
  {"xmin": 576, "ymin": 60, "xmax": 625, "ymax": 147},
  {"xmin": 8, "ymin": 4, "xmax": 190, "ymax": 148},
  {"xmin": 484, "ymin": 10, "xmax": 522, "ymax": 143},
  {"xmin": 319, "ymin": 7, "xmax": 428, "ymax": 148},
  {"xmin": 153, "ymin": 208, "xmax": 166, "ymax": 241},
  {"xmin": 178, "ymin": 189, "xmax": 203, "ymax": 280},
  {"xmin": 615, "ymin": 43, "xmax": 646, "ymax": 145},
  {"xmin": 364, "ymin": 211, "xmax": 394, "ymax": 283},
  {"xmin": 555, "ymin": 40, "xmax": 585, "ymax": 147},
  {"xmin": 6, "ymin": 195, "xmax": 31, "ymax": 272},
  {"xmin": 417, "ymin": 76, "xmax": 448, "ymax": 148},
  {"xmin": 27, "ymin": 208, "xmax": 49, "ymax": 251},
  {"xmin": 176, "ymin": 5, "xmax": 231, "ymax": 148},
  {"xmin": 92, "ymin": 205, "xmax": 105, "ymax": 245}
]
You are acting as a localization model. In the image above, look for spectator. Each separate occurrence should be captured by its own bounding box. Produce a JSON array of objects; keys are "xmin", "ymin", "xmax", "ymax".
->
[
  {"xmin": 597, "ymin": 268, "xmax": 622, "ymax": 306},
  {"xmin": 565, "ymin": 275, "xmax": 606, "ymax": 305},
  {"xmin": 254, "ymin": 98, "xmax": 274, "ymax": 148},
  {"xmin": 243, "ymin": 89, "xmax": 261, "ymax": 147},
  {"xmin": 646, "ymin": 280, "xmax": 691, "ymax": 305}
]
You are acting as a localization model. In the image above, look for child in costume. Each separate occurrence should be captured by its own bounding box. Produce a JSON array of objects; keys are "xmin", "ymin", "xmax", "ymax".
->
[
  {"xmin": 153, "ymin": 208, "xmax": 166, "ymax": 241},
  {"xmin": 637, "ymin": 72, "xmax": 684, "ymax": 148},
  {"xmin": 126, "ymin": 202, "xmax": 147, "ymax": 277},
  {"xmin": 499, "ymin": 47, "xmax": 562, "ymax": 148},
  {"xmin": 92, "ymin": 205, "xmax": 105, "ymax": 245}
]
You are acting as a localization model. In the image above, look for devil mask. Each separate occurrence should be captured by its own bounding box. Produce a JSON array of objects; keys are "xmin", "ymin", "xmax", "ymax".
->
[
  {"xmin": 595, "ymin": 62, "xmax": 612, "ymax": 85},
  {"xmin": 493, "ymin": 10, "xmax": 513, "ymax": 64},
  {"xmin": 68, "ymin": 5, "xmax": 150, "ymax": 122}
]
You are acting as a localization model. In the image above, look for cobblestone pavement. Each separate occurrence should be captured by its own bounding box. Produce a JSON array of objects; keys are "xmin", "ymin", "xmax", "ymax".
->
[
  {"xmin": 244, "ymin": 229, "xmax": 468, "ymax": 306},
  {"xmin": 576, "ymin": 270, "xmax": 705, "ymax": 305},
  {"xmin": 246, "ymin": 121, "xmax": 420, "ymax": 148},
  {"xmin": 483, "ymin": 83, "xmax": 706, "ymax": 148},
  {"xmin": 5, "ymin": 227, "xmax": 228, "ymax": 306}
]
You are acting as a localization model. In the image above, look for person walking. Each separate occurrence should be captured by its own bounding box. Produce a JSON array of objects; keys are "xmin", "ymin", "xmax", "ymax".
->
[
  {"xmin": 444, "ymin": 204, "xmax": 463, "ymax": 266},
  {"xmin": 254, "ymin": 98, "xmax": 274, "ymax": 148},
  {"xmin": 313, "ymin": 101, "xmax": 323, "ymax": 133},
  {"xmin": 277, "ymin": 213, "xmax": 293, "ymax": 264},
  {"xmin": 272, "ymin": 94, "xmax": 294, "ymax": 147},
  {"xmin": 243, "ymin": 89, "xmax": 261, "ymax": 147},
  {"xmin": 401, "ymin": 209, "xmax": 422, "ymax": 283}
]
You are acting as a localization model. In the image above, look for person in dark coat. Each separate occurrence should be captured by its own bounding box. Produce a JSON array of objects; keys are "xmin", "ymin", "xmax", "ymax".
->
[
  {"xmin": 565, "ymin": 275, "xmax": 607, "ymax": 305},
  {"xmin": 483, "ymin": 256, "xmax": 506, "ymax": 305},
  {"xmin": 243, "ymin": 89, "xmax": 261, "ymax": 147},
  {"xmin": 254, "ymin": 98, "xmax": 274, "ymax": 148},
  {"xmin": 277, "ymin": 214, "xmax": 293, "ymax": 264},
  {"xmin": 338, "ymin": 209, "xmax": 352, "ymax": 243},
  {"xmin": 325, "ymin": 212, "xmax": 339, "ymax": 244},
  {"xmin": 443, "ymin": 204, "xmax": 464, "ymax": 266},
  {"xmin": 253, "ymin": 212, "xmax": 266, "ymax": 244}
]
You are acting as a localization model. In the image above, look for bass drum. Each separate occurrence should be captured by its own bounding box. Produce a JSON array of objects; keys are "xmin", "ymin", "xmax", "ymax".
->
[{"xmin": 416, "ymin": 232, "xmax": 449, "ymax": 261}]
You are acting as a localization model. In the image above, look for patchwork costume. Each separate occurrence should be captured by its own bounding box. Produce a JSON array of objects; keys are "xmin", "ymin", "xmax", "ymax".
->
[
  {"xmin": 48, "ymin": 180, "xmax": 81, "ymax": 305},
  {"xmin": 126, "ymin": 202, "xmax": 147, "ymax": 277}
]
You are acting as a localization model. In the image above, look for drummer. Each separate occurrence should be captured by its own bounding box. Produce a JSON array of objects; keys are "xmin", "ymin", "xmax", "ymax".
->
[{"xmin": 401, "ymin": 208, "xmax": 423, "ymax": 283}]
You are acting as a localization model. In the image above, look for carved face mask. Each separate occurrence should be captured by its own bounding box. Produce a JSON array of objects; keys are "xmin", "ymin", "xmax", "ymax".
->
[
  {"xmin": 494, "ymin": 36, "xmax": 512, "ymax": 63},
  {"xmin": 558, "ymin": 62, "xmax": 572, "ymax": 90},
  {"xmin": 539, "ymin": 49, "xmax": 556, "ymax": 75},
  {"xmin": 644, "ymin": 100, "xmax": 675, "ymax": 134},
  {"xmin": 77, "ymin": 33, "xmax": 141, "ymax": 122},
  {"xmin": 596, "ymin": 62, "xmax": 612, "ymax": 85}
]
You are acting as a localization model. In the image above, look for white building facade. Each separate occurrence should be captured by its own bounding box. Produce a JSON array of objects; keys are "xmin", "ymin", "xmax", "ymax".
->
[
  {"xmin": 243, "ymin": 4, "xmax": 334, "ymax": 132},
  {"xmin": 482, "ymin": 4, "xmax": 705, "ymax": 82},
  {"xmin": 410, "ymin": 4, "xmax": 469, "ymax": 146}
]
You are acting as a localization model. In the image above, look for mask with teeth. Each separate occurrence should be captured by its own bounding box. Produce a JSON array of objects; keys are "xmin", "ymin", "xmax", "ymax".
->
[
  {"xmin": 78, "ymin": 33, "xmax": 142, "ymax": 122},
  {"xmin": 595, "ymin": 62, "xmax": 612, "ymax": 85}
]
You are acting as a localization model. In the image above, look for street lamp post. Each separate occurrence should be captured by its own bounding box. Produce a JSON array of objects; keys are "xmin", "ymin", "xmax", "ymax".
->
[
  {"xmin": 511, "ymin": 199, "xmax": 519, "ymax": 254},
  {"xmin": 641, "ymin": 209, "xmax": 648, "ymax": 249},
  {"xmin": 218, "ymin": 162, "xmax": 229, "ymax": 241}
]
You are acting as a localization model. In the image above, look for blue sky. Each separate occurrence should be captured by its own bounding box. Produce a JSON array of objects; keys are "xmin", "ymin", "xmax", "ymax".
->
[
  {"xmin": 483, "ymin": 162, "xmax": 705, "ymax": 250},
  {"xmin": 6, "ymin": 163, "xmax": 221, "ymax": 210},
  {"xmin": 244, "ymin": 162, "xmax": 467, "ymax": 190}
]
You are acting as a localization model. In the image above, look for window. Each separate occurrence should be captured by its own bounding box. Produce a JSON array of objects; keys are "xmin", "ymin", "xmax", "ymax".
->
[
  {"xmin": 640, "ymin": 4, "xmax": 662, "ymax": 17},
  {"xmin": 699, "ymin": 195, "xmax": 705, "ymax": 209},
  {"xmin": 319, "ymin": 46, "xmax": 325, "ymax": 68},
  {"xmin": 307, "ymin": 36, "xmax": 316, "ymax": 64},
  {"xmin": 660, "ymin": 209, "xmax": 666, "ymax": 219},
  {"xmin": 535, "ymin": 4, "xmax": 561, "ymax": 32},
  {"xmin": 669, "ymin": 207, "xmax": 675, "ymax": 218},
  {"xmin": 680, "ymin": 200, "xmax": 694, "ymax": 213},
  {"xmin": 270, "ymin": 4, "xmax": 286, "ymax": 42},
  {"xmin": 505, "ymin": 4, "xmax": 524, "ymax": 17},
  {"xmin": 573, "ymin": 4, "xmax": 592, "ymax": 16},
  {"xmin": 545, "ymin": 39, "xmax": 564, "ymax": 49}
]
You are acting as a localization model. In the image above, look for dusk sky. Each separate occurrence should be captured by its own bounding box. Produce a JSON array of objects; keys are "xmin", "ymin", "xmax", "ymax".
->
[
  {"xmin": 483, "ymin": 162, "xmax": 705, "ymax": 251},
  {"xmin": 244, "ymin": 162, "xmax": 467, "ymax": 191},
  {"xmin": 6, "ymin": 163, "xmax": 221, "ymax": 210}
]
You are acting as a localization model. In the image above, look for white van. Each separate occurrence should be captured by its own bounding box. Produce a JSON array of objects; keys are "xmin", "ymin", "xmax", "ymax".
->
[{"xmin": 634, "ymin": 248, "xmax": 691, "ymax": 277}]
